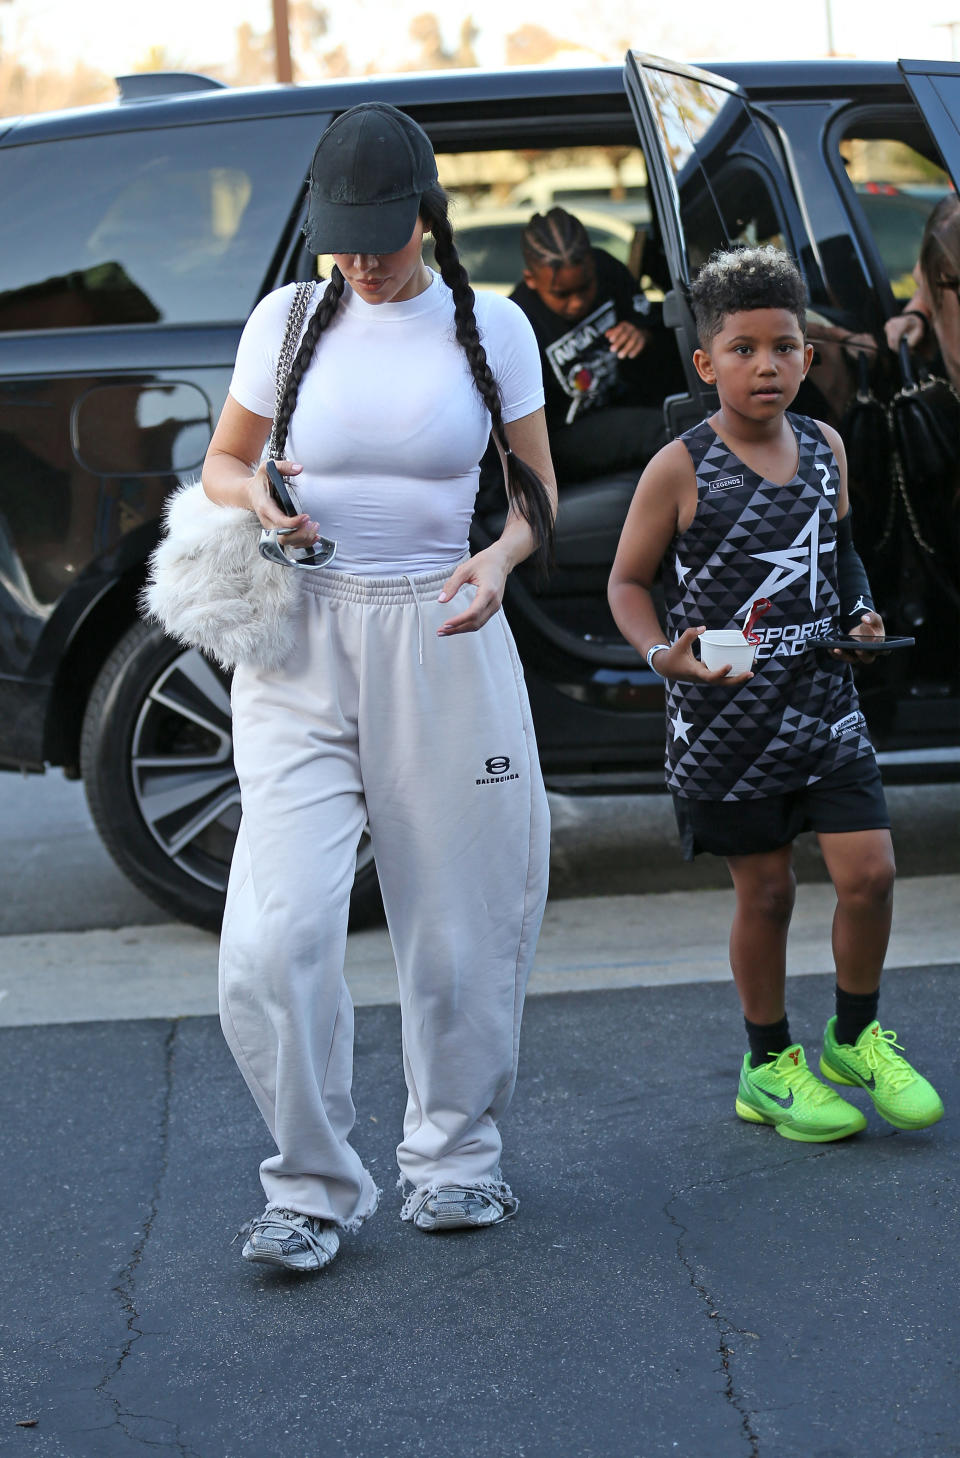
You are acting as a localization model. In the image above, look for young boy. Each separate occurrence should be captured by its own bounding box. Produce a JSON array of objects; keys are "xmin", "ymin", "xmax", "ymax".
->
[
  {"xmin": 508, "ymin": 207, "xmax": 681, "ymax": 484},
  {"xmin": 608, "ymin": 245, "xmax": 943, "ymax": 1141}
]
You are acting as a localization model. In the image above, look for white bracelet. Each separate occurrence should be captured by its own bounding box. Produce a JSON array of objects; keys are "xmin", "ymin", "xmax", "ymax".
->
[{"xmin": 646, "ymin": 643, "xmax": 671, "ymax": 674}]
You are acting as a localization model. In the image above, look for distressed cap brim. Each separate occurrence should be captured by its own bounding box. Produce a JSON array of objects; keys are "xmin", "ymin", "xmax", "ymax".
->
[{"xmin": 302, "ymin": 190, "xmax": 423, "ymax": 257}]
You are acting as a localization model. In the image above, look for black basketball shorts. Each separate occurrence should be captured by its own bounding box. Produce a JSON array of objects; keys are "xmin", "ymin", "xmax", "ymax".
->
[{"xmin": 672, "ymin": 754, "xmax": 890, "ymax": 860}]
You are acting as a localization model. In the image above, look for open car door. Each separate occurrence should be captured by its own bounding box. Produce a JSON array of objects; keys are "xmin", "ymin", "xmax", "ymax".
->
[
  {"xmin": 899, "ymin": 59, "xmax": 960, "ymax": 186},
  {"xmin": 623, "ymin": 52, "xmax": 820, "ymax": 433}
]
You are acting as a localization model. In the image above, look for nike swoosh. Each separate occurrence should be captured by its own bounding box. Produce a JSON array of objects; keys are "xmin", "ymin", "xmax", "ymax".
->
[
  {"xmin": 839, "ymin": 1058, "xmax": 875, "ymax": 1089},
  {"xmin": 759, "ymin": 1088, "xmax": 795, "ymax": 1109}
]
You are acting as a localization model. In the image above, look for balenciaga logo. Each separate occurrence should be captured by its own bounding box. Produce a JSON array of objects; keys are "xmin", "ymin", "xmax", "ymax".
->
[
  {"xmin": 708, "ymin": 474, "xmax": 745, "ymax": 493},
  {"xmin": 476, "ymin": 755, "xmax": 520, "ymax": 786}
]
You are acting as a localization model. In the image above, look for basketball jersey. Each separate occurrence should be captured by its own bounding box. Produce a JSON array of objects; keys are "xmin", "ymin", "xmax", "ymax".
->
[{"xmin": 662, "ymin": 413, "xmax": 875, "ymax": 801}]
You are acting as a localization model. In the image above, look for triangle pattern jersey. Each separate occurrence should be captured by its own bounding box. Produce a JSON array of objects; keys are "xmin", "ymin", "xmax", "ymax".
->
[{"xmin": 662, "ymin": 413, "xmax": 876, "ymax": 801}]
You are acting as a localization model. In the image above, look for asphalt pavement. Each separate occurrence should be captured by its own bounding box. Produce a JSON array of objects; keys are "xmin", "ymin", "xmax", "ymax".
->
[
  {"xmin": 4, "ymin": 962, "xmax": 959, "ymax": 1458},
  {"xmin": 4, "ymin": 773, "xmax": 959, "ymax": 1456}
]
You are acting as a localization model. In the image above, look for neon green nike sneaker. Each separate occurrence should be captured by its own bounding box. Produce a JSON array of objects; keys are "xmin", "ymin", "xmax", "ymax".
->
[
  {"xmin": 735, "ymin": 1044, "xmax": 867, "ymax": 1142},
  {"xmin": 820, "ymin": 1018, "xmax": 944, "ymax": 1130}
]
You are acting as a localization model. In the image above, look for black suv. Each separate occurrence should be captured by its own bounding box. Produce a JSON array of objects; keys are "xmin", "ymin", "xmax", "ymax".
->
[{"xmin": 2, "ymin": 55, "xmax": 959, "ymax": 928}]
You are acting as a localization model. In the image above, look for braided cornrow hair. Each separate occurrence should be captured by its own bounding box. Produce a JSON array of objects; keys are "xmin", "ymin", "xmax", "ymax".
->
[
  {"xmin": 422, "ymin": 184, "xmax": 555, "ymax": 570},
  {"xmin": 521, "ymin": 206, "xmax": 592, "ymax": 273},
  {"xmin": 271, "ymin": 267, "xmax": 346, "ymax": 459}
]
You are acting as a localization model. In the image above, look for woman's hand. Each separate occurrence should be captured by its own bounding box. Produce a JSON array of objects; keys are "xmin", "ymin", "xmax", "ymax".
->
[
  {"xmin": 604, "ymin": 320, "xmax": 649, "ymax": 360},
  {"xmin": 884, "ymin": 312, "xmax": 927, "ymax": 354},
  {"xmin": 652, "ymin": 626, "xmax": 754, "ymax": 685},
  {"xmin": 247, "ymin": 459, "xmax": 320, "ymax": 549},
  {"xmin": 436, "ymin": 546, "xmax": 511, "ymax": 635}
]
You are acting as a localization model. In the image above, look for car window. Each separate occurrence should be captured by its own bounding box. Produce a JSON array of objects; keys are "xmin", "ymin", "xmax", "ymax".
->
[
  {"xmin": 311, "ymin": 143, "xmax": 658, "ymax": 299},
  {"xmin": 0, "ymin": 117, "xmax": 319, "ymax": 331},
  {"xmin": 837, "ymin": 132, "xmax": 953, "ymax": 299},
  {"xmin": 639, "ymin": 68, "xmax": 788, "ymax": 273},
  {"xmin": 437, "ymin": 146, "xmax": 654, "ymax": 294}
]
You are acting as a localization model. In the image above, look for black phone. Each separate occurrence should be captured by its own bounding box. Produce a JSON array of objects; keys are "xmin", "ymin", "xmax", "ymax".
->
[
  {"xmin": 816, "ymin": 635, "xmax": 915, "ymax": 654},
  {"xmin": 265, "ymin": 459, "xmax": 303, "ymax": 518}
]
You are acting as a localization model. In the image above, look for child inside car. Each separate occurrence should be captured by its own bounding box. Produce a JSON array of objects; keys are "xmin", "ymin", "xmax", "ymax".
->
[{"xmin": 508, "ymin": 206, "xmax": 681, "ymax": 485}]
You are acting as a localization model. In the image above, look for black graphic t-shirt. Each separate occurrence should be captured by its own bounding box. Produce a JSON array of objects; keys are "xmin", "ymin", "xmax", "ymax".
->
[
  {"xmin": 509, "ymin": 249, "xmax": 664, "ymax": 431},
  {"xmin": 663, "ymin": 413, "xmax": 876, "ymax": 801}
]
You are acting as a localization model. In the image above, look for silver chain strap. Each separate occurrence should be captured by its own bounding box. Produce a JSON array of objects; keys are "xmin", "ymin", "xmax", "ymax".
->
[
  {"xmin": 267, "ymin": 280, "xmax": 316, "ymax": 462},
  {"xmin": 881, "ymin": 402, "xmax": 937, "ymax": 556}
]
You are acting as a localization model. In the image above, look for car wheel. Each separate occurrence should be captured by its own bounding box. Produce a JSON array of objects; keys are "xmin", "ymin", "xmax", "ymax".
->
[{"xmin": 79, "ymin": 621, "xmax": 382, "ymax": 931}]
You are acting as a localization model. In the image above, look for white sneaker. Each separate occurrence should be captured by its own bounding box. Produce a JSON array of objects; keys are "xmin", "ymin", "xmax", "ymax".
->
[
  {"xmin": 405, "ymin": 1185, "xmax": 519, "ymax": 1232},
  {"xmin": 239, "ymin": 1207, "xmax": 340, "ymax": 1271}
]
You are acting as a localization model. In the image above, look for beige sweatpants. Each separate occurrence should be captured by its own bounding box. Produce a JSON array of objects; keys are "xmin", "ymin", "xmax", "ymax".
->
[{"xmin": 219, "ymin": 564, "xmax": 550, "ymax": 1229}]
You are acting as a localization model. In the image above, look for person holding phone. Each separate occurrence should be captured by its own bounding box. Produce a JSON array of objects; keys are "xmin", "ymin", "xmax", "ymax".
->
[
  {"xmin": 608, "ymin": 245, "xmax": 943, "ymax": 1145},
  {"xmin": 201, "ymin": 103, "xmax": 556, "ymax": 1272}
]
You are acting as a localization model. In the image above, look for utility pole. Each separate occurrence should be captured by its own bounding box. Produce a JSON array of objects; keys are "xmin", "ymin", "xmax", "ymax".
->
[
  {"xmin": 273, "ymin": 0, "xmax": 293, "ymax": 83},
  {"xmin": 825, "ymin": 0, "xmax": 836, "ymax": 57}
]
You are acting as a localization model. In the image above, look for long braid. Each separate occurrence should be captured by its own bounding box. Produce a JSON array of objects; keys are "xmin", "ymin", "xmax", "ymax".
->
[
  {"xmin": 521, "ymin": 207, "xmax": 591, "ymax": 273},
  {"xmin": 422, "ymin": 186, "xmax": 554, "ymax": 570},
  {"xmin": 272, "ymin": 267, "xmax": 346, "ymax": 459}
]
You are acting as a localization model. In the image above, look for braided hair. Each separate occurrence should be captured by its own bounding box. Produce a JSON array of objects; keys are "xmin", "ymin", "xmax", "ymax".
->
[
  {"xmin": 421, "ymin": 184, "xmax": 554, "ymax": 569},
  {"xmin": 521, "ymin": 207, "xmax": 592, "ymax": 274},
  {"xmin": 273, "ymin": 186, "xmax": 554, "ymax": 572},
  {"xmin": 271, "ymin": 267, "xmax": 346, "ymax": 459}
]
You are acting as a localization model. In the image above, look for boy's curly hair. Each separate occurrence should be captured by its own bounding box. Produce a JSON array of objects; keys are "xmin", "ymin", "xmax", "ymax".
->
[{"xmin": 689, "ymin": 245, "xmax": 807, "ymax": 345}]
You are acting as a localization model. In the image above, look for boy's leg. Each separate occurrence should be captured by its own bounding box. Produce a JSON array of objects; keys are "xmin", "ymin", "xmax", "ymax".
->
[
  {"xmin": 816, "ymin": 828, "xmax": 894, "ymax": 1000},
  {"xmin": 727, "ymin": 845, "xmax": 866, "ymax": 1141},
  {"xmin": 816, "ymin": 826, "xmax": 942, "ymax": 1128},
  {"xmin": 726, "ymin": 845, "xmax": 796, "ymax": 1026}
]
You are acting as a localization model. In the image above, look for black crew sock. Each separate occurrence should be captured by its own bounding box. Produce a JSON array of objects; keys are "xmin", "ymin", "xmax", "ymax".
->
[
  {"xmin": 834, "ymin": 986, "xmax": 879, "ymax": 1047},
  {"xmin": 745, "ymin": 1014, "xmax": 792, "ymax": 1069}
]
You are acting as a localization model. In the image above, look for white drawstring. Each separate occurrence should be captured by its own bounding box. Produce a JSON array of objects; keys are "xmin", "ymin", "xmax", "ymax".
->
[{"xmin": 401, "ymin": 574, "xmax": 424, "ymax": 666}]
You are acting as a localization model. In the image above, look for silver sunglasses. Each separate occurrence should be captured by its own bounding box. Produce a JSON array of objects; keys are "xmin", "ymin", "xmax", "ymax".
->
[{"xmin": 258, "ymin": 461, "xmax": 338, "ymax": 570}]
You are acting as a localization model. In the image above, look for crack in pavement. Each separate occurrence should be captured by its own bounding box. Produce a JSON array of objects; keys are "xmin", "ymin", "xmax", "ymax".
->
[
  {"xmin": 663, "ymin": 1145, "xmax": 838, "ymax": 1457},
  {"xmin": 92, "ymin": 1021, "xmax": 200, "ymax": 1457}
]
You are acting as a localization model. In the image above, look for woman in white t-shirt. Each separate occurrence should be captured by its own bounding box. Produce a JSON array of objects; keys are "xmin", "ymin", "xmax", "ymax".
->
[{"xmin": 202, "ymin": 103, "xmax": 557, "ymax": 1273}]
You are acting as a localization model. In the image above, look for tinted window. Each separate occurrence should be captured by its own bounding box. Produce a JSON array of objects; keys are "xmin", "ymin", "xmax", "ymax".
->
[
  {"xmin": 0, "ymin": 117, "xmax": 319, "ymax": 331},
  {"xmin": 838, "ymin": 132, "xmax": 952, "ymax": 299},
  {"xmin": 642, "ymin": 69, "xmax": 788, "ymax": 273},
  {"xmin": 312, "ymin": 144, "xmax": 662, "ymax": 297}
]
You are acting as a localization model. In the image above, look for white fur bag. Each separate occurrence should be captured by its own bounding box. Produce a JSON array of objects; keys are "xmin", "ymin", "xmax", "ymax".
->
[
  {"xmin": 140, "ymin": 479, "xmax": 299, "ymax": 671},
  {"xmin": 140, "ymin": 281, "xmax": 316, "ymax": 671}
]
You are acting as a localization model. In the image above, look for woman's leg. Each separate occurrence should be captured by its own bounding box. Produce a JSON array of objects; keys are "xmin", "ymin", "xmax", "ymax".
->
[
  {"xmin": 357, "ymin": 579, "xmax": 550, "ymax": 1201},
  {"xmin": 219, "ymin": 592, "xmax": 378, "ymax": 1229},
  {"xmin": 726, "ymin": 844, "xmax": 797, "ymax": 1025}
]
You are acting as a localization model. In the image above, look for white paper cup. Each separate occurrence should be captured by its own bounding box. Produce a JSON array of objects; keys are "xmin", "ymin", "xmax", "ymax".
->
[{"xmin": 699, "ymin": 630, "xmax": 757, "ymax": 676}]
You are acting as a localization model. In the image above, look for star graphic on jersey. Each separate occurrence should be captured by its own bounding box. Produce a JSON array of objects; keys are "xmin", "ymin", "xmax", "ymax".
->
[
  {"xmin": 676, "ymin": 556, "xmax": 690, "ymax": 586},
  {"xmin": 671, "ymin": 708, "xmax": 693, "ymax": 744},
  {"xmin": 737, "ymin": 509, "xmax": 832, "ymax": 615}
]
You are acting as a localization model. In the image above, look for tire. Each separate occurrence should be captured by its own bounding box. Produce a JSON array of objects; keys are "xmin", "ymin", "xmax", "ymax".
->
[{"xmin": 79, "ymin": 621, "xmax": 382, "ymax": 932}]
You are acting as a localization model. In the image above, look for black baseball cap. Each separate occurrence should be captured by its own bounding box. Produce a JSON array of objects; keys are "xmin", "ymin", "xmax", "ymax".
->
[{"xmin": 303, "ymin": 102, "xmax": 438, "ymax": 256}]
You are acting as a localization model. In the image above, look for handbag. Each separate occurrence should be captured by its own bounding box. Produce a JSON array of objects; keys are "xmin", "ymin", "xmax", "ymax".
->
[
  {"xmin": 890, "ymin": 338, "xmax": 960, "ymax": 488},
  {"xmin": 141, "ymin": 281, "xmax": 316, "ymax": 671},
  {"xmin": 883, "ymin": 341, "xmax": 960, "ymax": 611},
  {"xmin": 840, "ymin": 350, "xmax": 891, "ymax": 489}
]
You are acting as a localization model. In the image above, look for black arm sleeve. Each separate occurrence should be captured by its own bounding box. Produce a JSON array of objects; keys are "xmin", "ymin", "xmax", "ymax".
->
[{"xmin": 836, "ymin": 510, "xmax": 875, "ymax": 626}]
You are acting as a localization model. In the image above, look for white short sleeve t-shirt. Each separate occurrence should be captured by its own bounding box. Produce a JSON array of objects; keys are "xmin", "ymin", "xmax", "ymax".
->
[{"xmin": 228, "ymin": 272, "xmax": 545, "ymax": 575}]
